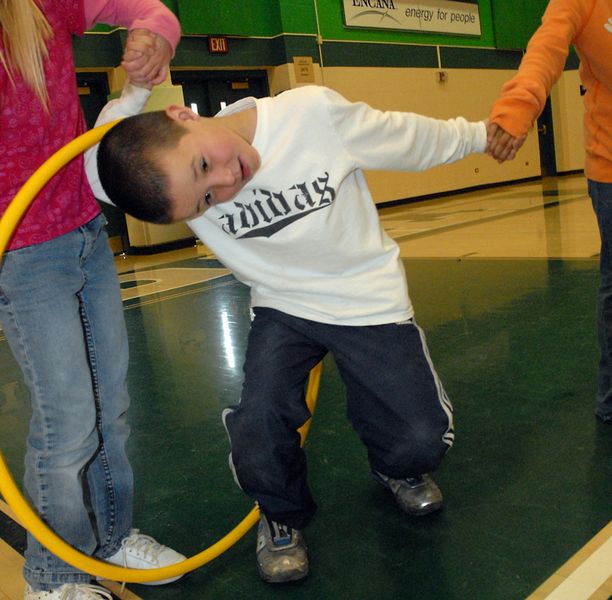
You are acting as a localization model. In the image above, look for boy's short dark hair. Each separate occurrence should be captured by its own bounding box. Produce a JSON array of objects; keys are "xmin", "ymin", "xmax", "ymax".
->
[{"xmin": 97, "ymin": 111, "xmax": 187, "ymax": 224}]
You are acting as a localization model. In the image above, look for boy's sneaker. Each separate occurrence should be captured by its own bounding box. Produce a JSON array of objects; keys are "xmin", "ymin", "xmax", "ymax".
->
[
  {"xmin": 373, "ymin": 472, "xmax": 443, "ymax": 516},
  {"xmin": 102, "ymin": 529, "xmax": 186, "ymax": 585},
  {"xmin": 256, "ymin": 515, "xmax": 308, "ymax": 583},
  {"xmin": 24, "ymin": 583, "xmax": 112, "ymax": 599}
]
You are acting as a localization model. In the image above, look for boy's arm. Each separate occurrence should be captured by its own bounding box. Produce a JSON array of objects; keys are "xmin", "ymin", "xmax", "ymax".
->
[
  {"xmin": 324, "ymin": 87, "xmax": 486, "ymax": 172},
  {"xmin": 85, "ymin": 83, "xmax": 152, "ymax": 204}
]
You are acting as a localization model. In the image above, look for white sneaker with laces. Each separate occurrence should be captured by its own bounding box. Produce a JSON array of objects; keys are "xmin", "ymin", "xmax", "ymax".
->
[
  {"xmin": 24, "ymin": 583, "xmax": 112, "ymax": 599},
  {"xmin": 102, "ymin": 529, "xmax": 186, "ymax": 585}
]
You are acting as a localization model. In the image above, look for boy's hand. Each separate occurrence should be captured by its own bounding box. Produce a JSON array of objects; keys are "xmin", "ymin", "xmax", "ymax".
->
[
  {"xmin": 486, "ymin": 122, "xmax": 527, "ymax": 163},
  {"xmin": 122, "ymin": 28, "xmax": 173, "ymax": 88}
]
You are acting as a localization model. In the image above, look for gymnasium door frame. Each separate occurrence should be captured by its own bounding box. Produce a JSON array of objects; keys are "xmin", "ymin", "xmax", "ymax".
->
[
  {"xmin": 170, "ymin": 69, "xmax": 270, "ymax": 118},
  {"xmin": 536, "ymin": 97, "xmax": 558, "ymax": 177}
]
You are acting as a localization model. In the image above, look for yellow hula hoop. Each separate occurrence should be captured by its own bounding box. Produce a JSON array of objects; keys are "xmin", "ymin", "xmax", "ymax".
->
[{"xmin": 0, "ymin": 121, "xmax": 323, "ymax": 583}]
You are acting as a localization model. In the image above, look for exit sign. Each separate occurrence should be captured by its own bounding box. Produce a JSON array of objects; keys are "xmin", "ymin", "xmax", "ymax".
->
[{"xmin": 208, "ymin": 37, "xmax": 228, "ymax": 54}]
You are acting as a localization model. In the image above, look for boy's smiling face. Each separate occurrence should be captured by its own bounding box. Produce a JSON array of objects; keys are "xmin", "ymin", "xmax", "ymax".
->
[{"xmin": 158, "ymin": 105, "xmax": 260, "ymax": 222}]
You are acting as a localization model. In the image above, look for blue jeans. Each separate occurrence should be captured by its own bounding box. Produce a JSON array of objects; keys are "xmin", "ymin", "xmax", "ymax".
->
[
  {"xmin": 223, "ymin": 307, "xmax": 454, "ymax": 530},
  {"xmin": 589, "ymin": 180, "xmax": 612, "ymax": 422},
  {"xmin": 0, "ymin": 215, "xmax": 133, "ymax": 590}
]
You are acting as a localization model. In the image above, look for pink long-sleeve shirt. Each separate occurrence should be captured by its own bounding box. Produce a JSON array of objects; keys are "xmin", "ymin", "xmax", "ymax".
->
[
  {"xmin": 0, "ymin": 0, "xmax": 180, "ymax": 250},
  {"xmin": 490, "ymin": 0, "xmax": 612, "ymax": 183}
]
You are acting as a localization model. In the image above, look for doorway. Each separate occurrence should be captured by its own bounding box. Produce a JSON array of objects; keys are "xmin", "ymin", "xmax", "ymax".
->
[
  {"xmin": 536, "ymin": 97, "xmax": 558, "ymax": 177},
  {"xmin": 171, "ymin": 70, "xmax": 270, "ymax": 117}
]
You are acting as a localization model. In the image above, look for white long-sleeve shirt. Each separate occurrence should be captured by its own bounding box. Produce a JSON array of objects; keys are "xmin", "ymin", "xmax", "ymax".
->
[{"xmin": 88, "ymin": 84, "xmax": 486, "ymax": 325}]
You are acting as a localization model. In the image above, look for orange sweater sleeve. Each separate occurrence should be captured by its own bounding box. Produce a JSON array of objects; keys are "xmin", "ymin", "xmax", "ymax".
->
[{"xmin": 489, "ymin": 0, "xmax": 592, "ymax": 137}]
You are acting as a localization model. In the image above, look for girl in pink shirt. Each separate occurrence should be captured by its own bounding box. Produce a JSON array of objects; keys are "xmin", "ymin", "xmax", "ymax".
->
[{"xmin": 0, "ymin": 2, "xmax": 186, "ymax": 597}]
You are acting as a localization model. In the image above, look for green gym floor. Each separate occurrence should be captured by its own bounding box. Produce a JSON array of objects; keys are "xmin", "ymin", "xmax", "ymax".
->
[{"xmin": 0, "ymin": 174, "xmax": 611, "ymax": 599}]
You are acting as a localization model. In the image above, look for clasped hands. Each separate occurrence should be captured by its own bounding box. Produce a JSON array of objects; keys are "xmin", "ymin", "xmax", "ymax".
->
[
  {"xmin": 121, "ymin": 28, "xmax": 173, "ymax": 89},
  {"xmin": 485, "ymin": 121, "xmax": 527, "ymax": 163}
]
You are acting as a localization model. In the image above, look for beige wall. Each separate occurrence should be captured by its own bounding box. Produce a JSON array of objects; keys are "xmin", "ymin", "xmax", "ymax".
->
[{"xmin": 268, "ymin": 61, "xmax": 324, "ymax": 95}]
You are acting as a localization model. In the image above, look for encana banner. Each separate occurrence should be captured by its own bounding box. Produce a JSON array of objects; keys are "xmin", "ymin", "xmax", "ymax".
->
[{"xmin": 342, "ymin": 0, "xmax": 481, "ymax": 36}]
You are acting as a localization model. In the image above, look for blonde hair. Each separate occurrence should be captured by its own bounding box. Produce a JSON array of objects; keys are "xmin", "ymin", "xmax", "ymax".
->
[{"xmin": 0, "ymin": 0, "xmax": 53, "ymax": 109}]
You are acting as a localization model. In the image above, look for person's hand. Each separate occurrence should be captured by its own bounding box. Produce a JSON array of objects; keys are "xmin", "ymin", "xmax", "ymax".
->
[
  {"xmin": 486, "ymin": 122, "xmax": 527, "ymax": 163},
  {"xmin": 122, "ymin": 28, "xmax": 172, "ymax": 87}
]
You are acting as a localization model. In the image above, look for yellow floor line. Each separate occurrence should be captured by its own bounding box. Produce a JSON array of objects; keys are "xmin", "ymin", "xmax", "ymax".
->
[
  {"xmin": 527, "ymin": 521, "xmax": 612, "ymax": 599},
  {"xmin": 0, "ymin": 537, "xmax": 24, "ymax": 599}
]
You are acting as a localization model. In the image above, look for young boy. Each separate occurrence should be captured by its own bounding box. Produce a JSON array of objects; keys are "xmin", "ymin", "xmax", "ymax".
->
[{"xmin": 87, "ymin": 83, "xmax": 487, "ymax": 584}]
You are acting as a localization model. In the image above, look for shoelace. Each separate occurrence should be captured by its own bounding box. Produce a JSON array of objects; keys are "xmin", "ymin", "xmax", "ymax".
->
[
  {"xmin": 266, "ymin": 518, "xmax": 293, "ymax": 547},
  {"xmin": 119, "ymin": 529, "xmax": 166, "ymax": 563},
  {"xmin": 59, "ymin": 584, "xmax": 112, "ymax": 600},
  {"xmin": 404, "ymin": 476, "xmax": 425, "ymax": 487}
]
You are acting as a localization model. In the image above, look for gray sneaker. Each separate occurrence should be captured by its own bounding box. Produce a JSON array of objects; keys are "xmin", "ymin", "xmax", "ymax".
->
[
  {"xmin": 373, "ymin": 472, "xmax": 443, "ymax": 516},
  {"xmin": 256, "ymin": 515, "xmax": 308, "ymax": 583}
]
